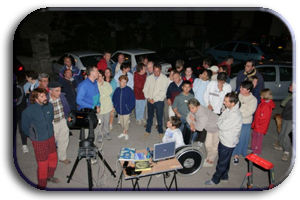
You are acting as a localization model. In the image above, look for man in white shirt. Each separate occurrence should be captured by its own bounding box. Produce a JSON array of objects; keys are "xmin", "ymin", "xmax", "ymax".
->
[
  {"xmin": 111, "ymin": 53, "xmax": 125, "ymax": 76},
  {"xmin": 143, "ymin": 63, "xmax": 169, "ymax": 140},
  {"xmin": 204, "ymin": 72, "xmax": 232, "ymax": 115}
]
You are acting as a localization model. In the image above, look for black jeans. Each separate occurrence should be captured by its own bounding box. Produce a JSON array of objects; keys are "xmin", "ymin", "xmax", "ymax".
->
[{"xmin": 211, "ymin": 142, "xmax": 234, "ymax": 184}]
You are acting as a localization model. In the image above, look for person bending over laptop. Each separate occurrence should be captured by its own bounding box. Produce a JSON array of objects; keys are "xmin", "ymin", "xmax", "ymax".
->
[{"xmin": 162, "ymin": 116, "xmax": 185, "ymax": 149}]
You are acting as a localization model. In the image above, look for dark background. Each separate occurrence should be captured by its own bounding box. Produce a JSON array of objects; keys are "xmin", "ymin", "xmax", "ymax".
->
[{"xmin": 13, "ymin": 8, "xmax": 291, "ymax": 57}]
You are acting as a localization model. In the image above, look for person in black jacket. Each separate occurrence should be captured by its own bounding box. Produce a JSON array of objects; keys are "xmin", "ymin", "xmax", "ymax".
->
[{"xmin": 59, "ymin": 69, "xmax": 78, "ymax": 111}]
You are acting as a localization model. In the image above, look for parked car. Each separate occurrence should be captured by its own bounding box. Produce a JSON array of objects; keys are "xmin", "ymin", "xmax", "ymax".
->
[
  {"xmin": 203, "ymin": 41, "xmax": 276, "ymax": 65},
  {"xmin": 13, "ymin": 56, "xmax": 26, "ymax": 83},
  {"xmin": 110, "ymin": 49, "xmax": 171, "ymax": 75},
  {"xmin": 239, "ymin": 35, "xmax": 288, "ymax": 55},
  {"xmin": 229, "ymin": 61, "xmax": 293, "ymax": 100},
  {"xmin": 156, "ymin": 46, "xmax": 217, "ymax": 77},
  {"xmin": 52, "ymin": 51, "xmax": 103, "ymax": 75}
]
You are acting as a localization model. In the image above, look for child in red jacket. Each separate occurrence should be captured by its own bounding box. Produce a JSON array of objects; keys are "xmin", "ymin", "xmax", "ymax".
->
[{"xmin": 251, "ymin": 89, "xmax": 275, "ymax": 155}]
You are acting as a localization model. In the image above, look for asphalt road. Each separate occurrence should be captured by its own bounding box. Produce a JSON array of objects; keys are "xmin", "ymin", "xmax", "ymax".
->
[{"xmin": 13, "ymin": 101, "xmax": 294, "ymax": 191}]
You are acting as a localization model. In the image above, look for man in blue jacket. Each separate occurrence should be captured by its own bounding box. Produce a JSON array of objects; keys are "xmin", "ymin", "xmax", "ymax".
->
[
  {"xmin": 21, "ymin": 88, "xmax": 60, "ymax": 189},
  {"xmin": 235, "ymin": 60, "xmax": 264, "ymax": 93},
  {"xmin": 59, "ymin": 56, "xmax": 83, "ymax": 85},
  {"xmin": 76, "ymin": 66, "xmax": 100, "ymax": 112},
  {"xmin": 76, "ymin": 66, "xmax": 100, "ymax": 164}
]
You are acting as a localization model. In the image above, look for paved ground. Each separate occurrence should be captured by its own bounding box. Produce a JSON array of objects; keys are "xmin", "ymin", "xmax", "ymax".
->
[{"xmin": 13, "ymin": 101, "xmax": 294, "ymax": 191}]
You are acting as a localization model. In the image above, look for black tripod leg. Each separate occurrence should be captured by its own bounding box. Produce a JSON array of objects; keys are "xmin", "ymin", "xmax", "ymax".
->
[
  {"xmin": 116, "ymin": 169, "xmax": 124, "ymax": 191},
  {"xmin": 97, "ymin": 151, "xmax": 116, "ymax": 178},
  {"xmin": 87, "ymin": 158, "xmax": 93, "ymax": 191},
  {"xmin": 67, "ymin": 156, "xmax": 80, "ymax": 183}
]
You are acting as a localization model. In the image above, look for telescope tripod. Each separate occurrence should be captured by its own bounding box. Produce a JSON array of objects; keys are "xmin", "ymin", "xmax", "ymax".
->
[{"xmin": 67, "ymin": 127, "xmax": 116, "ymax": 191}]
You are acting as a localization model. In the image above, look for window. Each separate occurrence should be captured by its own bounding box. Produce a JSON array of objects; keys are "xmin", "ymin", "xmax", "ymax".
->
[
  {"xmin": 279, "ymin": 67, "xmax": 292, "ymax": 81},
  {"xmin": 80, "ymin": 55, "xmax": 103, "ymax": 68},
  {"xmin": 249, "ymin": 45, "xmax": 258, "ymax": 53},
  {"xmin": 214, "ymin": 43, "xmax": 225, "ymax": 50},
  {"xmin": 220, "ymin": 42, "xmax": 237, "ymax": 51},
  {"xmin": 235, "ymin": 43, "xmax": 249, "ymax": 53},
  {"xmin": 111, "ymin": 53, "xmax": 121, "ymax": 63},
  {"xmin": 256, "ymin": 67, "xmax": 276, "ymax": 82}
]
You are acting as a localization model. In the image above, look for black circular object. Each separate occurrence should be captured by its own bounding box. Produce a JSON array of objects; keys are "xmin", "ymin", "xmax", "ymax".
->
[{"xmin": 175, "ymin": 146, "xmax": 203, "ymax": 176}]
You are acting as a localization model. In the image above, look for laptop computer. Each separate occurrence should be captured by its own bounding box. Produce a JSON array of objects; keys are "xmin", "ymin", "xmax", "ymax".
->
[{"xmin": 153, "ymin": 142, "xmax": 176, "ymax": 162}]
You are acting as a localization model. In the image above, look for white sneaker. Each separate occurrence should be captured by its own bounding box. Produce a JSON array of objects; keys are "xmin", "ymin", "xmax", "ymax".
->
[
  {"xmin": 196, "ymin": 141, "xmax": 203, "ymax": 148},
  {"xmin": 109, "ymin": 124, "xmax": 113, "ymax": 130},
  {"xmin": 124, "ymin": 134, "xmax": 129, "ymax": 140},
  {"xmin": 22, "ymin": 145, "xmax": 29, "ymax": 153},
  {"xmin": 141, "ymin": 119, "xmax": 146, "ymax": 124},
  {"xmin": 136, "ymin": 120, "xmax": 142, "ymax": 125},
  {"xmin": 118, "ymin": 133, "xmax": 126, "ymax": 138},
  {"xmin": 90, "ymin": 158, "xmax": 98, "ymax": 165},
  {"xmin": 202, "ymin": 161, "xmax": 213, "ymax": 167}
]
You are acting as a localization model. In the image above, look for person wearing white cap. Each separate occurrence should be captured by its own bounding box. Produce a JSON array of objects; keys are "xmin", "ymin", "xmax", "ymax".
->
[{"xmin": 208, "ymin": 65, "xmax": 219, "ymax": 81}]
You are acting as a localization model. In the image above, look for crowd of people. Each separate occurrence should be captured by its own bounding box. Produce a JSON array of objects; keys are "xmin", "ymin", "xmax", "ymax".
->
[{"xmin": 13, "ymin": 52, "xmax": 294, "ymax": 189}]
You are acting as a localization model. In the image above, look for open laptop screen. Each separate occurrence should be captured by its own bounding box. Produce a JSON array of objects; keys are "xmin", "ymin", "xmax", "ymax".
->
[{"xmin": 153, "ymin": 142, "xmax": 176, "ymax": 162}]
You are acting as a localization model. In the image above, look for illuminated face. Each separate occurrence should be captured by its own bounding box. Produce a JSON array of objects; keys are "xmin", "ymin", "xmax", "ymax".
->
[
  {"xmin": 167, "ymin": 120, "xmax": 172, "ymax": 128},
  {"xmin": 118, "ymin": 54, "xmax": 125, "ymax": 64},
  {"xmin": 185, "ymin": 67, "xmax": 193, "ymax": 77},
  {"xmin": 147, "ymin": 62, "xmax": 154, "ymax": 74},
  {"xmin": 240, "ymin": 86, "xmax": 250, "ymax": 96},
  {"xmin": 40, "ymin": 78, "xmax": 49, "ymax": 89},
  {"xmin": 104, "ymin": 53, "xmax": 111, "ymax": 62},
  {"xmin": 153, "ymin": 67, "xmax": 161, "ymax": 77},
  {"xmin": 50, "ymin": 87, "xmax": 61, "ymax": 99},
  {"xmin": 36, "ymin": 92, "xmax": 48, "ymax": 105},
  {"xmin": 201, "ymin": 71, "xmax": 209, "ymax": 81},
  {"xmin": 90, "ymin": 67, "xmax": 99, "ymax": 79},
  {"xmin": 64, "ymin": 57, "xmax": 72, "ymax": 67},
  {"xmin": 104, "ymin": 69, "xmax": 111, "ymax": 78},
  {"xmin": 98, "ymin": 73, "xmax": 104, "ymax": 82},
  {"xmin": 223, "ymin": 97, "xmax": 233, "ymax": 109},
  {"xmin": 202, "ymin": 61, "xmax": 209, "ymax": 69},
  {"xmin": 169, "ymin": 70, "xmax": 174, "ymax": 80},
  {"xmin": 173, "ymin": 73, "xmax": 181, "ymax": 84},
  {"xmin": 182, "ymin": 83, "xmax": 191, "ymax": 94},
  {"xmin": 64, "ymin": 69, "xmax": 72, "ymax": 79},
  {"xmin": 188, "ymin": 105, "xmax": 198, "ymax": 114},
  {"xmin": 245, "ymin": 62, "xmax": 254, "ymax": 73},
  {"xmin": 143, "ymin": 58, "xmax": 149, "ymax": 65},
  {"xmin": 252, "ymin": 79, "xmax": 258, "ymax": 88},
  {"xmin": 119, "ymin": 79, "xmax": 127, "ymax": 88},
  {"xmin": 139, "ymin": 66, "xmax": 146, "ymax": 75}
]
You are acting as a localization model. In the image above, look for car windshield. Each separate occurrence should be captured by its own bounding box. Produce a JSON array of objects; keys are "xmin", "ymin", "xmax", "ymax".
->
[
  {"xmin": 134, "ymin": 53, "xmax": 164, "ymax": 63},
  {"xmin": 80, "ymin": 55, "xmax": 103, "ymax": 68},
  {"xmin": 258, "ymin": 44, "xmax": 274, "ymax": 54}
]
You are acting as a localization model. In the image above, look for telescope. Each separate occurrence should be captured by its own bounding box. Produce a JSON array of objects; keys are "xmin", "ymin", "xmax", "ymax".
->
[
  {"xmin": 66, "ymin": 108, "xmax": 116, "ymax": 190},
  {"xmin": 67, "ymin": 108, "xmax": 98, "ymax": 129}
]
